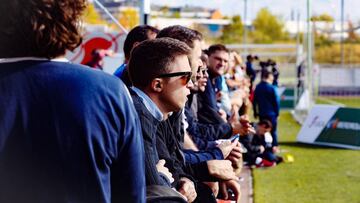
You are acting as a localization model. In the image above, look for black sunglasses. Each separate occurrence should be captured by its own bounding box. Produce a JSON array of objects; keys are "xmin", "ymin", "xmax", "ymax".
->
[
  {"xmin": 157, "ymin": 71, "xmax": 192, "ymax": 84},
  {"xmin": 197, "ymin": 67, "xmax": 208, "ymax": 75}
]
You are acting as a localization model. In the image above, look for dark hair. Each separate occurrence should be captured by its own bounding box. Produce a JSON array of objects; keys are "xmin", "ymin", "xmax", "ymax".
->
[
  {"xmin": 123, "ymin": 25, "xmax": 159, "ymax": 60},
  {"xmin": 258, "ymin": 119, "xmax": 272, "ymax": 129},
  {"xmin": 0, "ymin": 0, "xmax": 86, "ymax": 58},
  {"xmin": 206, "ymin": 44, "xmax": 229, "ymax": 56},
  {"xmin": 128, "ymin": 38, "xmax": 191, "ymax": 89},
  {"xmin": 261, "ymin": 69, "xmax": 273, "ymax": 80},
  {"xmin": 246, "ymin": 55, "xmax": 253, "ymax": 61},
  {"xmin": 200, "ymin": 51, "xmax": 208, "ymax": 64},
  {"xmin": 157, "ymin": 25, "xmax": 203, "ymax": 48}
]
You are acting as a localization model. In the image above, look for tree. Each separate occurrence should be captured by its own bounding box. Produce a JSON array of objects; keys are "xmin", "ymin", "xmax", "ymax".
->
[
  {"xmin": 83, "ymin": 3, "xmax": 106, "ymax": 24},
  {"xmin": 118, "ymin": 8, "xmax": 139, "ymax": 30},
  {"xmin": 346, "ymin": 20, "xmax": 360, "ymax": 43},
  {"xmin": 311, "ymin": 14, "xmax": 334, "ymax": 22},
  {"xmin": 311, "ymin": 13, "xmax": 335, "ymax": 47},
  {"xmin": 171, "ymin": 11, "xmax": 181, "ymax": 18},
  {"xmin": 251, "ymin": 8, "xmax": 288, "ymax": 43},
  {"xmin": 219, "ymin": 15, "xmax": 243, "ymax": 43}
]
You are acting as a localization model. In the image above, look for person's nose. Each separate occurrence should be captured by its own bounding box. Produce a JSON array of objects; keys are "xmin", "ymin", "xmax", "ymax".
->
[
  {"xmin": 203, "ymin": 69, "xmax": 209, "ymax": 79},
  {"xmin": 187, "ymin": 79, "xmax": 194, "ymax": 89},
  {"xmin": 198, "ymin": 59, "xmax": 203, "ymax": 69}
]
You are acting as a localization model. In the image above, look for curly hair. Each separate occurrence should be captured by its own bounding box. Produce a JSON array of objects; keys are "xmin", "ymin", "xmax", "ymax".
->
[{"xmin": 0, "ymin": 0, "xmax": 87, "ymax": 58}]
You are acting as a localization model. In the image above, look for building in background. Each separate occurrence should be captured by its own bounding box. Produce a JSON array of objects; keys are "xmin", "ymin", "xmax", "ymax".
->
[{"xmin": 150, "ymin": 4, "xmax": 230, "ymax": 37}]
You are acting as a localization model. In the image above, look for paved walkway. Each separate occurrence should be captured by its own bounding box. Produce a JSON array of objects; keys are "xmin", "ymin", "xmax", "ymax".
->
[
  {"xmin": 217, "ymin": 166, "xmax": 254, "ymax": 203},
  {"xmin": 239, "ymin": 166, "xmax": 253, "ymax": 203}
]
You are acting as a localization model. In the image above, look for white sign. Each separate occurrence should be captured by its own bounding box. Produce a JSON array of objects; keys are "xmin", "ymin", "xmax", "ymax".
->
[{"xmin": 297, "ymin": 105, "xmax": 339, "ymax": 143}]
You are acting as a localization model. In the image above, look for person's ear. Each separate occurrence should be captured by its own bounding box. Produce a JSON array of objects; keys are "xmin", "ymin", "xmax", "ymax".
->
[{"xmin": 151, "ymin": 78, "xmax": 163, "ymax": 92}]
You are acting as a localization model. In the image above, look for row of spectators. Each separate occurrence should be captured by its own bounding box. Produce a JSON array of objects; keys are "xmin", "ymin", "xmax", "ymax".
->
[{"xmin": 0, "ymin": 0, "xmax": 282, "ymax": 202}]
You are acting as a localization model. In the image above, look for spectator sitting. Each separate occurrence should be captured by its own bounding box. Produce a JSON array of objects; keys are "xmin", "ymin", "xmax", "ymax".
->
[
  {"xmin": 128, "ymin": 38, "xmax": 196, "ymax": 202},
  {"xmin": 197, "ymin": 45, "xmax": 254, "ymax": 137},
  {"xmin": 245, "ymin": 54, "xmax": 257, "ymax": 93},
  {"xmin": 0, "ymin": 0, "xmax": 145, "ymax": 202},
  {"xmin": 198, "ymin": 45, "xmax": 230, "ymax": 125},
  {"xmin": 113, "ymin": 25, "xmax": 159, "ymax": 87},
  {"xmin": 240, "ymin": 120, "xmax": 283, "ymax": 167},
  {"xmin": 155, "ymin": 26, "xmax": 241, "ymax": 202},
  {"xmin": 226, "ymin": 51, "xmax": 246, "ymax": 91}
]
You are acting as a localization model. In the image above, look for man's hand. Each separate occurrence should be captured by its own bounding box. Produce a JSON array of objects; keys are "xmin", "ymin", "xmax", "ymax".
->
[
  {"xmin": 178, "ymin": 177, "xmax": 197, "ymax": 203},
  {"xmin": 230, "ymin": 115, "xmax": 255, "ymax": 135},
  {"xmin": 226, "ymin": 142, "xmax": 243, "ymax": 166},
  {"xmin": 239, "ymin": 115, "xmax": 255, "ymax": 134},
  {"xmin": 218, "ymin": 108, "xmax": 228, "ymax": 123},
  {"xmin": 217, "ymin": 139, "xmax": 238, "ymax": 159},
  {"xmin": 272, "ymin": 146, "xmax": 280, "ymax": 153},
  {"xmin": 203, "ymin": 182, "xmax": 219, "ymax": 198},
  {"xmin": 207, "ymin": 160, "xmax": 238, "ymax": 181},
  {"xmin": 156, "ymin": 159, "xmax": 174, "ymax": 183},
  {"xmin": 219, "ymin": 179, "xmax": 241, "ymax": 202},
  {"xmin": 259, "ymin": 145, "xmax": 265, "ymax": 154}
]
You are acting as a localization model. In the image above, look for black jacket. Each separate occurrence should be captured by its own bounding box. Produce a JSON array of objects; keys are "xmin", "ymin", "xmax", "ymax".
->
[
  {"xmin": 131, "ymin": 90, "xmax": 171, "ymax": 187},
  {"xmin": 156, "ymin": 115, "xmax": 216, "ymax": 188}
]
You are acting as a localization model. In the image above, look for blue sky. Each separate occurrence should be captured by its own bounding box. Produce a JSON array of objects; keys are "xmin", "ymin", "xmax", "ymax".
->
[{"xmin": 150, "ymin": 0, "xmax": 360, "ymax": 22}]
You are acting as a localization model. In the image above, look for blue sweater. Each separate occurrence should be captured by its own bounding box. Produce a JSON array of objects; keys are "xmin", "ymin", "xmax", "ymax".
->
[
  {"xmin": 253, "ymin": 81, "xmax": 280, "ymax": 117},
  {"xmin": 0, "ymin": 60, "xmax": 145, "ymax": 203}
]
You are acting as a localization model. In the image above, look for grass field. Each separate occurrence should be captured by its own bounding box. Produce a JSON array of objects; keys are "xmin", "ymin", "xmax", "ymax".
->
[
  {"xmin": 252, "ymin": 98, "xmax": 360, "ymax": 203},
  {"xmin": 316, "ymin": 96, "xmax": 360, "ymax": 108}
]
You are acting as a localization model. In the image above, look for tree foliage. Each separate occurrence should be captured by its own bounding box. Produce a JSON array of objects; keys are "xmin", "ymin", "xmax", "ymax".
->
[
  {"xmin": 219, "ymin": 15, "xmax": 243, "ymax": 43},
  {"xmin": 83, "ymin": 3, "xmax": 106, "ymax": 24},
  {"xmin": 346, "ymin": 21, "xmax": 360, "ymax": 43},
  {"xmin": 251, "ymin": 8, "xmax": 288, "ymax": 43},
  {"xmin": 118, "ymin": 8, "xmax": 139, "ymax": 30},
  {"xmin": 315, "ymin": 43, "xmax": 360, "ymax": 64},
  {"xmin": 311, "ymin": 14, "xmax": 334, "ymax": 22}
]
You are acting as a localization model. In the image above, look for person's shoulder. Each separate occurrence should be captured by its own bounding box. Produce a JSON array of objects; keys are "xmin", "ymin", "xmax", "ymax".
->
[
  {"xmin": 51, "ymin": 61, "xmax": 123, "ymax": 86},
  {"xmin": 255, "ymin": 81, "xmax": 266, "ymax": 88},
  {"xmin": 44, "ymin": 61, "xmax": 131, "ymax": 100},
  {"xmin": 268, "ymin": 83, "xmax": 278, "ymax": 91}
]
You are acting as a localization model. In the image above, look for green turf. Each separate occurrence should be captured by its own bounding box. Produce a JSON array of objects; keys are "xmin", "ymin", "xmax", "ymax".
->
[
  {"xmin": 316, "ymin": 96, "xmax": 360, "ymax": 108},
  {"xmin": 252, "ymin": 111, "xmax": 360, "ymax": 203}
]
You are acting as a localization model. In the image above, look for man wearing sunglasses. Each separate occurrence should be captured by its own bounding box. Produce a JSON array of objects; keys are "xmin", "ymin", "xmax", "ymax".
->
[
  {"xmin": 128, "ymin": 38, "xmax": 195, "ymax": 202},
  {"xmin": 155, "ymin": 26, "xmax": 244, "ymax": 202}
]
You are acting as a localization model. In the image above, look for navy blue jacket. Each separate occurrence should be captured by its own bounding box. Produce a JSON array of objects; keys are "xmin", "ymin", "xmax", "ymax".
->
[
  {"xmin": 156, "ymin": 118, "xmax": 217, "ymax": 185},
  {"xmin": 114, "ymin": 63, "xmax": 132, "ymax": 87},
  {"xmin": 183, "ymin": 149, "xmax": 223, "ymax": 164},
  {"xmin": 185, "ymin": 93, "xmax": 232, "ymax": 150},
  {"xmin": 0, "ymin": 60, "xmax": 145, "ymax": 203},
  {"xmin": 197, "ymin": 76, "xmax": 228, "ymax": 125},
  {"xmin": 246, "ymin": 61, "xmax": 256, "ymax": 82},
  {"xmin": 253, "ymin": 81, "xmax": 280, "ymax": 117}
]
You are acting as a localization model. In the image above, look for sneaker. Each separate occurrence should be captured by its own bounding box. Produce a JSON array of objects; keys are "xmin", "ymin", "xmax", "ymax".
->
[{"xmin": 256, "ymin": 159, "xmax": 276, "ymax": 168}]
